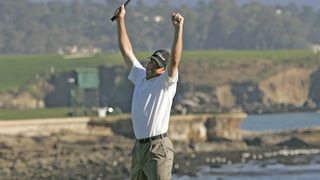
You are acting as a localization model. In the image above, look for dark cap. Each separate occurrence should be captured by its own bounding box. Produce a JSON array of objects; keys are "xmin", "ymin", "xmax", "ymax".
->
[{"xmin": 149, "ymin": 49, "xmax": 170, "ymax": 68}]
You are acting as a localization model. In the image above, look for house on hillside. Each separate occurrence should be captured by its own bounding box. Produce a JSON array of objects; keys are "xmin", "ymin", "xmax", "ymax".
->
[
  {"xmin": 311, "ymin": 44, "xmax": 320, "ymax": 54},
  {"xmin": 58, "ymin": 45, "xmax": 102, "ymax": 59}
]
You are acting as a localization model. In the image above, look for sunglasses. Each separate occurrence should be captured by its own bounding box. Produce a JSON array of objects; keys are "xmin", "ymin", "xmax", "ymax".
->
[{"xmin": 147, "ymin": 58, "xmax": 163, "ymax": 68}]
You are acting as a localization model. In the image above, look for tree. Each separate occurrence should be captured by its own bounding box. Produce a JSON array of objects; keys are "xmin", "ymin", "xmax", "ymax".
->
[{"xmin": 205, "ymin": 0, "xmax": 239, "ymax": 49}]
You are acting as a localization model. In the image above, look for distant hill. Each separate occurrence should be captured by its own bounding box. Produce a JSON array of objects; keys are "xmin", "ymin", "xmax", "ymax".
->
[{"xmin": 31, "ymin": 0, "xmax": 320, "ymax": 9}]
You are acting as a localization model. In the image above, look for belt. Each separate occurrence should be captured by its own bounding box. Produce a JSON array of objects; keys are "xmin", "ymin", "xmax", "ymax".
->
[{"xmin": 137, "ymin": 133, "xmax": 167, "ymax": 144}]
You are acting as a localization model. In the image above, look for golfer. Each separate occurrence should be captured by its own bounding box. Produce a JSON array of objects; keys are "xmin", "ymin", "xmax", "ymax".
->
[{"xmin": 114, "ymin": 4, "xmax": 184, "ymax": 180}]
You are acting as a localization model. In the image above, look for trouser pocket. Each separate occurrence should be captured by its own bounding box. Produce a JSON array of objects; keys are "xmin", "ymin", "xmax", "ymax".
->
[
  {"xmin": 150, "ymin": 140, "xmax": 166, "ymax": 159},
  {"xmin": 162, "ymin": 138, "xmax": 174, "ymax": 154}
]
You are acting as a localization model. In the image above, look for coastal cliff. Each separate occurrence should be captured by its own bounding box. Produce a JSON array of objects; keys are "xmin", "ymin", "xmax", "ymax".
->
[
  {"xmin": 175, "ymin": 66, "xmax": 320, "ymax": 114},
  {"xmin": 1, "ymin": 61, "xmax": 320, "ymax": 114}
]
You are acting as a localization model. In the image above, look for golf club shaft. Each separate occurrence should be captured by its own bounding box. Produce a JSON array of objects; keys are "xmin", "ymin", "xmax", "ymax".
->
[{"xmin": 111, "ymin": 0, "xmax": 132, "ymax": 22}]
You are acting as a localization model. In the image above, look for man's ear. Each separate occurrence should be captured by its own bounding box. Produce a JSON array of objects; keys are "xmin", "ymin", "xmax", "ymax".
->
[{"xmin": 156, "ymin": 67, "xmax": 165, "ymax": 74}]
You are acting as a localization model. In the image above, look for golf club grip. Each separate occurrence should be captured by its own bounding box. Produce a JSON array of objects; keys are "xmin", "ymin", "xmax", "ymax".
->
[
  {"xmin": 111, "ymin": 15, "xmax": 117, "ymax": 22},
  {"xmin": 111, "ymin": 0, "xmax": 132, "ymax": 22}
]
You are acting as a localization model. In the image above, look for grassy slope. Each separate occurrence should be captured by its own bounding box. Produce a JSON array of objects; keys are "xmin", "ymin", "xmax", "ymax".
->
[
  {"xmin": 0, "ymin": 54, "xmax": 118, "ymax": 92},
  {"xmin": 0, "ymin": 108, "xmax": 73, "ymax": 120},
  {"xmin": 0, "ymin": 50, "xmax": 319, "ymax": 120},
  {"xmin": 0, "ymin": 50, "xmax": 318, "ymax": 92},
  {"xmin": 181, "ymin": 50, "xmax": 320, "ymax": 85},
  {"xmin": 183, "ymin": 50, "xmax": 315, "ymax": 61}
]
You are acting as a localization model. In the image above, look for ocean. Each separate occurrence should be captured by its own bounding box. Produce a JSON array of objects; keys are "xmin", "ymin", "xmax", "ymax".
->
[
  {"xmin": 241, "ymin": 111, "xmax": 320, "ymax": 132},
  {"xmin": 173, "ymin": 112, "xmax": 320, "ymax": 180},
  {"xmin": 173, "ymin": 163, "xmax": 320, "ymax": 180}
]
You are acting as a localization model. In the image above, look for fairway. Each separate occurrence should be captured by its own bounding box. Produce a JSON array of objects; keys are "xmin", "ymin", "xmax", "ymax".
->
[
  {"xmin": 0, "ymin": 108, "xmax": 73, "ymax": 120},
  {"xmin": 0, "ymin": 54, "xmax": 119, "ymax": 92},
  {"xmin": 0, "ymin": 50, "xmax": 318, "ymax": 92}
]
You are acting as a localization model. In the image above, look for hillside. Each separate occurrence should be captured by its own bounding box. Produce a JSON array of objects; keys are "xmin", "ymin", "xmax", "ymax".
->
[
  {"xmin": 1, "ymin": 50, "xmax": 320, "ymax": 115},
  {"xmin": 0, "ymin": 50, "xmax": 316, "ymax": 92}
]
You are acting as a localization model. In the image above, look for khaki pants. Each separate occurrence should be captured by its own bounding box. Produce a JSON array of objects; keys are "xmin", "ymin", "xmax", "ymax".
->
[{"xmin": 131, "ymin": 137, "xmax": 174, "ymax": 180}]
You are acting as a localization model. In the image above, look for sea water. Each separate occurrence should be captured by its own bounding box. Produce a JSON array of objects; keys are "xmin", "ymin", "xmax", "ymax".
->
[
  {"xmin": 174, "ymin": 112, "xmax": 320, "ymax": 180},
  {"xmin": 241, "ymin": 111, "xmax": 320, "ymax": 132},
  {"xmin": 173, "ymin": 163, "xmax": 320, "ymax": 180}
]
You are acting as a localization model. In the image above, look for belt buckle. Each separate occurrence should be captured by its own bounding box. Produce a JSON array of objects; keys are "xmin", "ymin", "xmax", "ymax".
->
[{"xmin": 137, "ymin": 138, "xmax": 144, "ymax": 144}]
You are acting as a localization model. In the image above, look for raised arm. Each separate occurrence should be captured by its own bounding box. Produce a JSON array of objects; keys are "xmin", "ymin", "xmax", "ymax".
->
[
  {"xmin": 115, "ymin": 5, "xmax": 137, "ymax": 70},
  {"xmin": 168, "ymin": 12, "xmax": 184, "ymax": 79}
]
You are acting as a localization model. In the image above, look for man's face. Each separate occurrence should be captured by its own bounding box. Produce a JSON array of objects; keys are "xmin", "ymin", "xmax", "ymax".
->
[{"xmin": 145, "ymin": 59, "xmax": 164, "ymax": 79}]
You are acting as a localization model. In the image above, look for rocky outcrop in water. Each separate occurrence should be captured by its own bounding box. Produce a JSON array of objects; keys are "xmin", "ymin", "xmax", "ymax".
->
[
  {"xmin": 0, "ymin": 120, "xmax": 320, "ymax": 179},
  {"xmin": 88, "ymin": 113, "xmax": 247, "ymax": 143}
]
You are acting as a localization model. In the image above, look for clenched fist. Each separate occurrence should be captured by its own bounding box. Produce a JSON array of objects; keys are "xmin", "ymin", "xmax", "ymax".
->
[
  {"xmin": 114, "ymin": 4, "xmax": 126, "ymax": 20},
  {"xmin": 171, "ymin": 12, "xmax": 184, "ymax": 28}
]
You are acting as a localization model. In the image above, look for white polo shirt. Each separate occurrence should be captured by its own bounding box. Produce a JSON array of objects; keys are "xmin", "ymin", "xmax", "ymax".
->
[{"xmin": 128, "ymin": 59, "xmax": 178, "ymax": 139}]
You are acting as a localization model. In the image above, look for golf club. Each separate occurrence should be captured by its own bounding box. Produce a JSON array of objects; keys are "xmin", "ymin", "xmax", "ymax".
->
[{"xmin": 110, "ymin": 0, "xmax": 132, "ymax": 22}]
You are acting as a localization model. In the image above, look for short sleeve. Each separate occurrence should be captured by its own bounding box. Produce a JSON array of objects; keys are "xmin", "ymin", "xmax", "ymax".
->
[
  {"xmin": 128, "ymin": 59, "xmax": 146, "ymax": 85},
  {"xmin": 164, "ymin": 71, "xmax": 178, "ymax": 88}
]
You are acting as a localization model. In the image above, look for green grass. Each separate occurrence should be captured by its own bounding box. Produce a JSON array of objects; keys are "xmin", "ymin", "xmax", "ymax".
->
[
  {"xmin": 0, "ymin": 53, "xmax": 119, "ymax": 92},
  {"xmin": 183, "ymin": 50, "xmax": 316, "ymax": 61},
  {"xmin": 0, "ymin": 108, "xmax": 74, "ymax": 120},
  {"xmin": 0, "ymin": 50, "xmax": 318, "ymax": 92},
  {"xmin": 0, "ymin": 52, "xmax": 153, "ymax": 92},
  {"xmin": 0, "ymin": 50, "xmax": 319, "ymax": 120}
]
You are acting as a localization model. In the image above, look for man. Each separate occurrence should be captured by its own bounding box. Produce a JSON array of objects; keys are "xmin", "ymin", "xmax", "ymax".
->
[{"xmin": 114, "ymin": 4, "xmax": 184, "ymax": 180}]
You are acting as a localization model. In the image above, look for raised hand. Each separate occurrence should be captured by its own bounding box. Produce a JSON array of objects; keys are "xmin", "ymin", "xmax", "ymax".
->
[
  {"xmin": 114, "ymin": 4, "xmax": 126, "ymax": 20},
  {"xmin": 171, "ymin": 12, "xmax": 184, "ymax": 28}
]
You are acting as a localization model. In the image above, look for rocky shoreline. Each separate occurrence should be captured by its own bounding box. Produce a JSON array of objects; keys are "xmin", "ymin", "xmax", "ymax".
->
[{"xmin": 1, "ymin": 126, "xmax": 320, "ymax": 180}]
